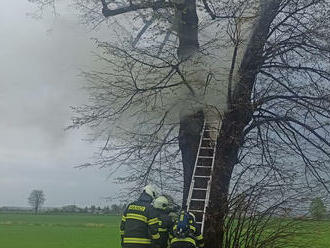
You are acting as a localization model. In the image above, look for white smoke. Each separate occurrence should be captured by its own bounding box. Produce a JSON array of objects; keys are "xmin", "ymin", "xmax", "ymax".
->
[{"xmin": 81, "ymin": 0, "xmax": 260, "ymax": 143}]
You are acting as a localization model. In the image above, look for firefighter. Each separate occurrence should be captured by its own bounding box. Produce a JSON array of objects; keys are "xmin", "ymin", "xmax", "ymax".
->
[
  {"xmin": 120, "ymin": 185, "xmax": 161, "ymax": 248},
  {"xmin": 153, "ymin": 196, "xmax": 174, "ymax": 248},
  {"xmin": 170, "ymin": 211, "xmax": 204, "ymax": 248}
]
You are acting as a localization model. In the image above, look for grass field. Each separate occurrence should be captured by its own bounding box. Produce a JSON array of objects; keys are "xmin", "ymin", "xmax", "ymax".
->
[
  {"xmin": 1, "ymin": 213, "xmax": 330, "ymax": 248},
  {"xmin": 0, "ymin": 213, "xmax": 121, "ymax": 248},
  {"xmin": 288, "ymin": 220, "xmax": 330, "ymax": 248}
]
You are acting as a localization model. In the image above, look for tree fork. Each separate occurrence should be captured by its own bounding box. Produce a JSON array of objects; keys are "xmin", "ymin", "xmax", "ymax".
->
[{"xmin": 99, "ymin": 0, "xmax": 282, "ymax": 246}]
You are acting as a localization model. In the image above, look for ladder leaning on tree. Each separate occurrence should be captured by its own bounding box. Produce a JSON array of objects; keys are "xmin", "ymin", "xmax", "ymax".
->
[{"xmin": 186, "ymin": 120, "xmax": 220, "ymax": 234}]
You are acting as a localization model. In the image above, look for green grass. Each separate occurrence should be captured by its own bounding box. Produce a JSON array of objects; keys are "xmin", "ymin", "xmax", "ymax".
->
[
  {"xmin": 1, "ymin": 213, "xmax": 330, "ymax": 248},
  {"xmin": 288, "ymin": 220, "xmax": 330, "ymax": 248},
  {"xmin": 0, "ymin": 213, "xmax": 121, "ymax": 248}
]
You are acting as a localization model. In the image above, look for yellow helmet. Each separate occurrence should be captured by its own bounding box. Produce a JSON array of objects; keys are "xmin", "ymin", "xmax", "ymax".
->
[
  {"xmin": 153, "ymin": 196, "xmax": 169, "ymax": 210},
  {"xmin": 189, "ymin": 212, "xmax": 196, "ymax": 222}
]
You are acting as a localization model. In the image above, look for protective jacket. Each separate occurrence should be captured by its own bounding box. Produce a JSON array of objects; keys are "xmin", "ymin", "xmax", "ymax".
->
[
  {"xmin": 155, "ymin": 209, "xmax": 174, "ymax": 248},
  {"xmin": 120, "ymin": 193, "xmax": 161, "ymax": 248},
  {"xmin": 170, "ymin": 212, "xmax": 204, "ymax": 248}
]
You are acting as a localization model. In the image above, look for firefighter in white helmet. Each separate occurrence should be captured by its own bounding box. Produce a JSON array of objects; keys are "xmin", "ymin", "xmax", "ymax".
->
[
  {"xmin": 120, "ymin": 185, "xmax": 160, "ymax": 248},
  {"xmin": 153, "ymin": 196, "xmax": 174, "ymax": 248}
]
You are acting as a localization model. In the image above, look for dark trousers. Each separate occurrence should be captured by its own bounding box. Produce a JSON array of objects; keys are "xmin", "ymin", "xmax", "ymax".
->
[{"xmin": 171, "ymin": 241, "xmax": 196, "ymax": 248}]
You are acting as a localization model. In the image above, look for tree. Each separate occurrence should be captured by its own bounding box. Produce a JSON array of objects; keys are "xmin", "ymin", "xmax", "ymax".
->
[
  {"xmin": 28, "ymin": 190, "xmax": 46, "ymax": 214},
  {"xmin": 309, "ymin": 197, "xmax": 327, "ymax": 220},
  {"xmin": 110, "ymin": 204, "xmax": 123, "ymax": 215},
  {"xmin": 110, "ymin": 204, "xmax": 120, "ymax": 215},
  {"xmin": 30, "ymin": 0, "xmax": 330, "ymax": 247},
  {"xmin": 103, "ymin": 206, "xmax": 110, "ymax": 213},
  {"xmin": 90, "ymin": 205, "xmax": 96, "ymax": 213}
]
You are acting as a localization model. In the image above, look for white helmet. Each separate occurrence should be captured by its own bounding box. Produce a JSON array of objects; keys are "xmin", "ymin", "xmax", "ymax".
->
[
  {"xmin": 143, "ymin": 184, "xmax": 157, "ymax": 199},
  {"xmin": 153, "ymin": 196, "xmax": 169, "ymax": 210}
]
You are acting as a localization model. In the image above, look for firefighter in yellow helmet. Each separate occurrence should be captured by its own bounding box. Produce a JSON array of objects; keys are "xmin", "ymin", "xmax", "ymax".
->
[
  {"xmin": 153, "ymin": 196, "xmax": 174, "ymax": 248},
  {"xmin": 170, "ymin": 210, "xmax": 204, "ymax": 248},
  {"xmin": 120, "ymin": 185, "xmax": 161, "ymax": 248}
]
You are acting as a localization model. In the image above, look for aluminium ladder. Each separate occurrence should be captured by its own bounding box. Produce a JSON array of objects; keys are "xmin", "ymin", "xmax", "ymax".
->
[{"xmin": 186, "ymin": 120, "xmax": 220, "ymax": 234}]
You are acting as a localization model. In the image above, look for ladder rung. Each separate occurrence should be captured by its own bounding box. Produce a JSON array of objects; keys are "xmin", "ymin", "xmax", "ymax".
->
[
  {"xmin": 190, "ymin": 210, "xmax": 204, "ymax": 213},
  {"xmin": 194, "ymin": 175, "xmax": 211, "ymax": 178},
  {"xmin": 186, "ymin": 120, "xmax": 219, "ymax": 234},
  {"xmin": 191, "ymin": 198, "xmax": 206, "ymax": 202},
  {"xmin": 196, "ymin": 165, "xmax": 212, "ymax": 168},
  {"xmin": 193, "ymin": 188, "xmax": 208, "ymax": 191},
  {"xmin": 198, "ymin": 156, "xmax": 213, "ymax": 159}
]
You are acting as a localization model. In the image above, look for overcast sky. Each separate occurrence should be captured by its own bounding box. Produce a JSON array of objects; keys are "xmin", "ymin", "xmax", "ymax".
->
[{"xmin": 0, "ymin": 0, "xmax": 119, "ymax": 207}]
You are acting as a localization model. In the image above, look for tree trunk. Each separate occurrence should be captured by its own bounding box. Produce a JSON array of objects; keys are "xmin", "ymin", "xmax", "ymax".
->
[
  {"xmin": 179, "ymin": 111, "xmax": 204, "ymax": 207},
  {"xmin": 176, "ymin": 0, "xmax": 201, "ymax": 206},
  {"xmin": 204, "ymin": 1, "xmax": 282, "ymax": 247},
  {"xmin": 205, "ymin": 106, "xmax": 251, "ymax": 247},
  {"xmin": 174, "ymin": 0, "xmax": 199, "ymax": 59}
]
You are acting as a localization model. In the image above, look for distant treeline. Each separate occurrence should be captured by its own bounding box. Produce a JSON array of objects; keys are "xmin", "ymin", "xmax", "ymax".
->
[{"xmin": 0, "ymin": 204, "xmax": 126, "ymax": 215}]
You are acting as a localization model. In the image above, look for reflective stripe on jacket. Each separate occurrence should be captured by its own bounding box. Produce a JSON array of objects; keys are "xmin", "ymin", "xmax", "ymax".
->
[
  {"xmin": 120, "ymin": 193, "xmax": 160, "ymax": 247},
  {"xmin": 156, "ymin": 210, "xmax": 174, "ymax": 248},
  {"xmin": 170, "ymin": 217, "xmax": 204, "ymax": 248}
]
